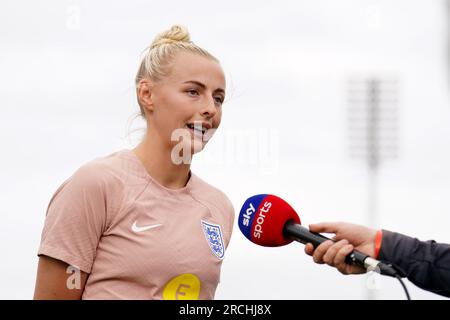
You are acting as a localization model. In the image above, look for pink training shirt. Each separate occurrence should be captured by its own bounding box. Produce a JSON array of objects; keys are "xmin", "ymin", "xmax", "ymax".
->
[{"xmin": 38, "ymin": 149, "xmax": 235, "ymax": 299}]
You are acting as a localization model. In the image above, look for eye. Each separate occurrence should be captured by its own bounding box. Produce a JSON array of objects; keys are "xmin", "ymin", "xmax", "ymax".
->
[
  {"xmin": 214, "ymin": 96, "xmax": 224, "ymax": 105},
  {"xmin": 186, "ymin": 89, "xmax": 199, "ymax": 96}
]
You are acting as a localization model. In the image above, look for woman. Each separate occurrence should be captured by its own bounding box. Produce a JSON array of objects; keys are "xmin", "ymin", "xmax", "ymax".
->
[{"xmin": 34, "ymin": 25, "xmax": 234, "ymax": 300}]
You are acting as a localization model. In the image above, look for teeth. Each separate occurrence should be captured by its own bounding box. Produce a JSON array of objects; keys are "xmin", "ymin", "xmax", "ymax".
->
[{"xmin": 186, "ymin": 124, "xmax": 206, "ymax": 134}]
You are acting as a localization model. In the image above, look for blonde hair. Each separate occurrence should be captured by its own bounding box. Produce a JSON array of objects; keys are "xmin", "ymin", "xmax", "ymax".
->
[{"xmin": 135, "ymin": 25, "xmax": 219, "ymax": 117}]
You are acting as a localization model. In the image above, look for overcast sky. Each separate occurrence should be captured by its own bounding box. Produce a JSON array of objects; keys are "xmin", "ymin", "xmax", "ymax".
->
[{"xmin": 1, "ymin": 0, "xmax": 449, "ymax": 299}]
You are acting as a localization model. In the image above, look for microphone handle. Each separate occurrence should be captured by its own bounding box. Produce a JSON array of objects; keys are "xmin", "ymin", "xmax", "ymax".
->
[{"xmin": 283, "ymin": 221, "xmax": 397, "ymax": 277}]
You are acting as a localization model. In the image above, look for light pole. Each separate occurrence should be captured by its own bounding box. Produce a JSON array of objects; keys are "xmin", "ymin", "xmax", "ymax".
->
[{"xmin": 347, "ymin": 77, "xmax": 399, "ymax": 299}]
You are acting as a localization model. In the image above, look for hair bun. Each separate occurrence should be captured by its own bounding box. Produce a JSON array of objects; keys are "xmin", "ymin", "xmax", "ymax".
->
[{"xmin": 150, "ymin": 25, "xmax": 191, "ymax": 50}]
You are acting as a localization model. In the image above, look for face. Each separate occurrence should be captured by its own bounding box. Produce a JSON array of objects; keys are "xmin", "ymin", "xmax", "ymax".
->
[{"xmin": 139, "ymin": 51, "xmax": 226, "ymax": 157}]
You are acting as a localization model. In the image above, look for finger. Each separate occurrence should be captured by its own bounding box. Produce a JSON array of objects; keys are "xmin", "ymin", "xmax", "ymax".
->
[
  {"xmin": 334, "ymin": 244, "xmax": 354, "ymax": 274},
  {"xmin": 312, "ymin": 240, "xmax": 335, "ymax": 264},
  {"xmin": 304, "ymin": 243, "xmax": 314, "ymax": 256},
  {"xmin": 309, "ymin": 222, "xmax": 341, "ymax": 234},
  {"xmin": 331, "ymin": 234, "xmax": 345, "ymax": 242},
  {"xmin": 323, "ymin": 239, "xmax": 349, "ymax": 266}
]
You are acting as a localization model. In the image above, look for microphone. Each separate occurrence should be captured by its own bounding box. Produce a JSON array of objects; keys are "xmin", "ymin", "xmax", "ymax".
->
[{"xmin": 238, "ymin": 194, "xmax": 398, "ymax": 277}]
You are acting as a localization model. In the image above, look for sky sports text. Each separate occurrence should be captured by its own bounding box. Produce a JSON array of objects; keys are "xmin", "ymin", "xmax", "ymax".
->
[{"xmin": 242, "ymin": 201, "xmax": 272, "ymax": 239}]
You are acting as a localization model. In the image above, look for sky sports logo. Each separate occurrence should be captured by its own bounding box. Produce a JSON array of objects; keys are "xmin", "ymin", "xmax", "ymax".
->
[
  {"xmin": 239, "ymin": 194, "xmax": 272, "ymax": 241},
  {"xmin": 238, "ymin": 194, "xmax": 301, "ymax": 247}
]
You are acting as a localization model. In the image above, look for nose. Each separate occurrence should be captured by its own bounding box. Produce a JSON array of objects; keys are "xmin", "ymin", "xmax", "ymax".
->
[{"xmin": 200, "ymin": 96, "xmax": 217, "ymax": 119}]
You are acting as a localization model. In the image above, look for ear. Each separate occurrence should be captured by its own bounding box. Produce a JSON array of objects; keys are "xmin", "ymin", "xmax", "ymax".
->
[{"xmin": 137, "ymin": 79, "xmax": 154, "ymax": 113}]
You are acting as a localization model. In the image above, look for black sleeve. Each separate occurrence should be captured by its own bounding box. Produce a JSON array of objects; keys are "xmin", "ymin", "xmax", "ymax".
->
[{"xmin": 379, "ymin": 230, "xmax": 450, "ymax": 298}]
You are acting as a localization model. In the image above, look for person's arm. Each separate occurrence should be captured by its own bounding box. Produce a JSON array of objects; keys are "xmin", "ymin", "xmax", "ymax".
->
[
  {"xmin": 34, "ymin": 255, "xmax": 88, "ymax": 300},
  {"xmin": 36, "ymin": 163, "xmax": 114, "ymax": 299},
  {"xmin": 379, "ymin": 230, "xmax": 450, "ymax": 297},
  {"xmin": 304, "ymin": 222, "xmax": 450, "ymax": 297}
]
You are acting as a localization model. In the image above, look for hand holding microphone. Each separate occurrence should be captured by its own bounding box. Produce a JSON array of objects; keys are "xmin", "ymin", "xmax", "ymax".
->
[
  {"xmin": 304, "ymin": 222, "xmax": 378, "ymax": 275},
  {"xmin": 239, "ymin": 194, "xmax": 398, "ymax": 277}
]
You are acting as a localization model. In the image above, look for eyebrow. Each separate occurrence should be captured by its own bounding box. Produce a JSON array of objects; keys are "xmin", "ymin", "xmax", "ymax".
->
[{"xmin": 183, "ymin": 80, "xmax": 225, "ymax": 94}]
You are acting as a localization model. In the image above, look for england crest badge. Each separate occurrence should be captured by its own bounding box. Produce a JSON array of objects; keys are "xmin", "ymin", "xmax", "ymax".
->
[{"xmin": 201, "ymin": 220, "xmax": 225, "ymax": 260}]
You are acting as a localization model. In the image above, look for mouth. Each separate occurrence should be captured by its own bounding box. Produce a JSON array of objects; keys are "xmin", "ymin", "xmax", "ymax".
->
[{"xmin": 185, "ymin": 122, "xmax": 210, "ymax": 135}]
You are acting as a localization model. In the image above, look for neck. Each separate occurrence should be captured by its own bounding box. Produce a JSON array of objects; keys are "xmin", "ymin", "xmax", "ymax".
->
[{"xmin": 133, "ymin": 133, "xmax": 191, "ymax": 190}]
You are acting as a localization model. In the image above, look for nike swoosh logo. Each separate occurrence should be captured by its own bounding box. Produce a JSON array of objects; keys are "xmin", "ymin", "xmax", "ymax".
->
[{"xmin": 131, "ymin": 221, "xmax": 163, "ymax": 233}]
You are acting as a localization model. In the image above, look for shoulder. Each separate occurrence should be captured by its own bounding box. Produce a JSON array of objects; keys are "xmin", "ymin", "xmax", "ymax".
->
[
  {"xmin": 190, "ymin": 174, "xmax": 235, "ymax": 217},
  {"xmin": 51, "ymin": 150, "xmax": 129, "ymax": 207},
  {"xmin": 70, "ymin": 150, "xmax": 129, "ymax": 187},
  {"xmin": 47, "ymin": 150, "xmax": 130, "ymax": 224}
]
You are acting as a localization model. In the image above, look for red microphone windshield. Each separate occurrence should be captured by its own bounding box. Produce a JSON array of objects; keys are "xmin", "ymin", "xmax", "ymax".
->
[{"xmin": 239, "ymin": 194, "xmax": 301, "ymax": 247}]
